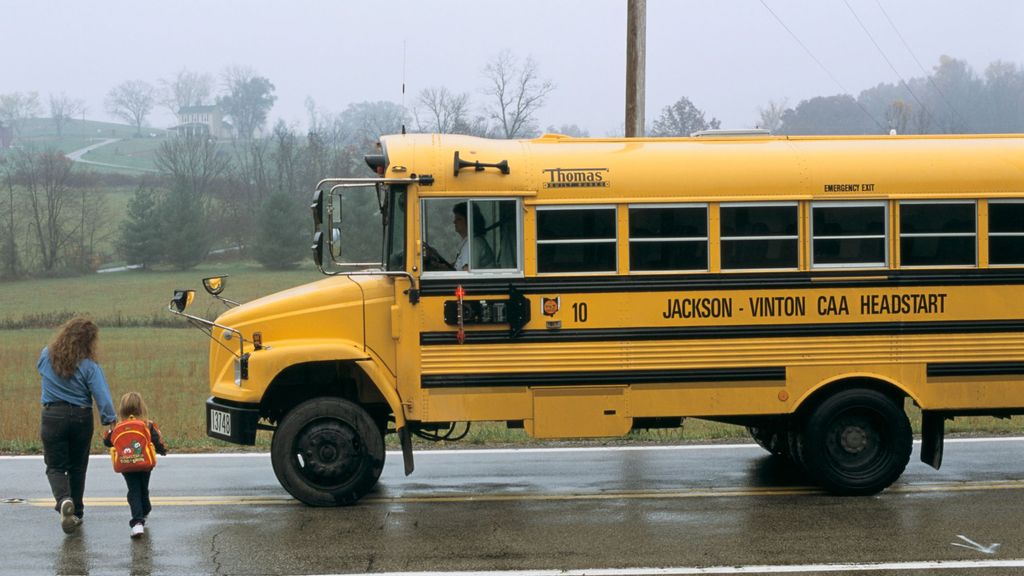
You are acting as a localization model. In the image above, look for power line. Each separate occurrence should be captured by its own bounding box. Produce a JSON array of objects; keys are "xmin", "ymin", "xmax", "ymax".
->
[
  {"xmin": 873, "ymin": 0, "xmax": 967, "ymax": 129},
  {"xmin": 758, "ymin": 0, "xmax": 885, "ymax": 131},
  {"xmin": 841, "ymin": 0, "xmax": 932, "ymax": 129}
]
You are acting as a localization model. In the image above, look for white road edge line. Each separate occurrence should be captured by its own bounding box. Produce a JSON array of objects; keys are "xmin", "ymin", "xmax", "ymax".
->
[
  {"xmin": 1, "ymin": 436, "xmax": 1023, "ymax": 460},
  {"xmin": 307, "ymin": 558, "xmax": 1024, "ymax": 575}
]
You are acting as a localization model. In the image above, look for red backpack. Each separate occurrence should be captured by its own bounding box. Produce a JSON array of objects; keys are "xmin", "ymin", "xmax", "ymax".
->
[{"xmin": 109, "ymin": 418, "xmax": 157, "ymax": 473}]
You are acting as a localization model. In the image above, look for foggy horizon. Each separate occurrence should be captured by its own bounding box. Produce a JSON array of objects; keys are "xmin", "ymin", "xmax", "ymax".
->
[{"xmin": 5, "ymin": 0, "xmax": 1024, "ymax": 135}]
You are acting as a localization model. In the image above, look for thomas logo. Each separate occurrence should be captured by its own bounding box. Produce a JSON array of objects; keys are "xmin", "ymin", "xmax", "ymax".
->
[{"xmin": 542, "ymin": 168, "xmax": 609, "ymax": 188}]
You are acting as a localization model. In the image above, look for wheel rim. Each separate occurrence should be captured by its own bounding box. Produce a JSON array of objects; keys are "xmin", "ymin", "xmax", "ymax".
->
[
  {"xmin": 823, "ymin": 408, "xmax": 888, "ymax": 479},
  {"xmin": 292, "ymin": 418, "xmax": 364, "ymax": 489}
]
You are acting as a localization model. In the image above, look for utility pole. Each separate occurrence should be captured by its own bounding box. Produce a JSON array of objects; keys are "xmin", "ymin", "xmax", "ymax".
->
[{"xmin": 625, "ymin": 0, "xmax": 646, "ymax": 137}]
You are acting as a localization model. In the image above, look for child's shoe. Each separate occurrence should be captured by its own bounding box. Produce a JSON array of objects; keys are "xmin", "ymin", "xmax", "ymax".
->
[
  {"xmin": 131, "ymin": 523, "xmax": 145, "ymax": 538},
  {"xmin": 59, "ymin": 499, "xmax": 78, "ymax": 534}
]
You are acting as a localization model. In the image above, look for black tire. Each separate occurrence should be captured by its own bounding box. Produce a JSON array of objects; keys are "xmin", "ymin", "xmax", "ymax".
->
[
  {"xmin": 747, "ymin": 426, "xmax": 792, "ymax": 459},
  {"xmin": 270, "ymin": 397, "xmax": 385, "ymax": 506},
  {"xmin": 799, "ymin": 388, "xmax": 911, "ymax": 496}
]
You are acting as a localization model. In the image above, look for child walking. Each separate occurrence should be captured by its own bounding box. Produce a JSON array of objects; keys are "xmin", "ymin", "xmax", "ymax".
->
[{"xmin": 103, "ymin": 392, "xmax": 167, "ymax": 538}]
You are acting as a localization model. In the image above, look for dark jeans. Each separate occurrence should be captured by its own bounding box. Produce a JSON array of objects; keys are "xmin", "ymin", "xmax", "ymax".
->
[
  {"xmin": 124, "ymin": 471, "xmax": 152, "ymax": 527},
  {"xmin": 40, "ymin": 402, "xmax": 94, "ymax": 517}
]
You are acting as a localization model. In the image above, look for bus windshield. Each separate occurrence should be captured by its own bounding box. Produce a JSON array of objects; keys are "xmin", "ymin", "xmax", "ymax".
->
[{"xmin": 385, "ymin": 186, "xmax": 407, "ymax": 271}]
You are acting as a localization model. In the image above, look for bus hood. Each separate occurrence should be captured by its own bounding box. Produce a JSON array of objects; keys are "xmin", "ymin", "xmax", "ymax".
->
[{"xmin": 213, "ymin": 275, "xmax": 370, "ymax": 347}]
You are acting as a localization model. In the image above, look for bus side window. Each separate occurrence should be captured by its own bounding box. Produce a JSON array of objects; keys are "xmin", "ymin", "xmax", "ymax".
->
[
  {"xmin": 421, "ymin": 198, "xmax": 521, "ymax": 273},
  {"xmin": 900, "ymin": 201, "xmax": 976, "ymax": 267},
  {"xmin": 988, "ymin": 200, "xmax": 1024, "ymax": 265},
  {"xmin": 720, "ymin": 203, "xmax": 798, "ymax": 270},
  {"xmin": 473, "ymin": 199, "xmax": 520, "ymax": 271},
  {"xmin": 811, "ymin": 202, "xmax": 887, "ymax": 268},
  {"xmin": 537, "ymin": 206, "xmax": 617, "ymax": 274},
  {"xmin": 628, "ymin": 204, "xmax": 708, "ymax": 272}
]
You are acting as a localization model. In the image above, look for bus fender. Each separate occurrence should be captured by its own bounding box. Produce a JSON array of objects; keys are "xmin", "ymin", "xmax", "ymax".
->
[
  {"xmin": 356, "ymin": 359, "xmax": 414, "ymax": 476},
  {"xmin": 920, "ymin": 411, "xmax": 945, "ymax": 470},
  {"xmin": 254, "ymin": 342, "xmax": 414, "ymax": 475}
]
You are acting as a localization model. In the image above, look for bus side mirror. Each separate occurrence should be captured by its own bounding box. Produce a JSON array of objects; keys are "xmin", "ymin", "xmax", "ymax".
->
[
  {"xmin": 325, "ymin": 193, "xmax": 343, "ymax": 262},
  {"xmin": 329, "ymin": 226, "xmax": 342, "ymax": 260},
  {"xmin": 312, "ymin": 231, "xmax": 324, "ymax": 267},
  {"xmin": 311, "ymin": 189, "xmax": 324, "ymax": 229},
  {"xmin": 170, "ymin": 289, "xmax": 195, "ymax": 313},
  {"xmin": 332, "ymin": 192, "xmax": 343, "ymax": 224},
  {"xmin": 202, "ymin": 276, "xmax": 227, "ymax": 296}
]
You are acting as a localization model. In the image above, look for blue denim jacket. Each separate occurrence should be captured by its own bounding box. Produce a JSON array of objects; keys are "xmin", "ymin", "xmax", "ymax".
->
[{"xmin": 38, "ymin": 347, "xmax": 117, "ymax": 425}]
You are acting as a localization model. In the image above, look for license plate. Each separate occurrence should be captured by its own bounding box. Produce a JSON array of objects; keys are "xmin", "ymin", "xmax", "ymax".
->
[{"xmin": 210, "ymin": 409, "xmax": 232, "ymax": 436}]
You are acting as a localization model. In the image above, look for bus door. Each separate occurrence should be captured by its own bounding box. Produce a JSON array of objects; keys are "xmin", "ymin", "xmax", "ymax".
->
[{"xmin": 418, "ymin": 196, "xmax": 527, "ymax": 387}]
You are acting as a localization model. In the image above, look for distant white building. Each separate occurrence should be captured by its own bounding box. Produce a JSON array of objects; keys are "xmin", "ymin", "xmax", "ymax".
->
[{"xmin": 171, "ymin": 105, "xmax": 233, "ymax": 139}]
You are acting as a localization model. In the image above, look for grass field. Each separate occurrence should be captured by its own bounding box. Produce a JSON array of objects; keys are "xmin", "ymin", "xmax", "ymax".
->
[
  {"xmin": 0, "ymin": 261, "xmax": 321, "ymax": 329},
  {"xmin": 0, "ymin": 262, "xmax": 325, "ymax": 453},
  {"xmin": 81, "ymin": 137, "xmax": 165, "ymax": 171}
]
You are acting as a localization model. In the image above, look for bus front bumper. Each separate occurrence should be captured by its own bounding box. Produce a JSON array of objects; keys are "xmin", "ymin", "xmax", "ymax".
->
[{"xmin": 206, "ymin": 397, "xmax": 260, "ymax": 445}]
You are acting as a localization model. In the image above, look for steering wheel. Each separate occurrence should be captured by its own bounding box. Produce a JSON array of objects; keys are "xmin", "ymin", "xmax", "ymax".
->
[{"xmin": 423, "ymin": 242, "xmax": 454, "ymax": 271}]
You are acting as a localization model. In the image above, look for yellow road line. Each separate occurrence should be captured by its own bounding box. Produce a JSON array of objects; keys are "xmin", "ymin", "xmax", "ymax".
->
[{"xmin": 23, "ymin": 479, "xmax": 1024, "ymax": 508}]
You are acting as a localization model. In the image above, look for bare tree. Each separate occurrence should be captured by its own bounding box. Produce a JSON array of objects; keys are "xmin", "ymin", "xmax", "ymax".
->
[
  {"xmin": 305, "ymin": 96, "xmax": 321, "ymax": 134},
  {"xmin": 338, "ymin": 101, "xmax": 407, "ymax": 149},
  {"xmin": 49, "ymin": 93, "xmax": 86, "ymax": 137},
  {"xmin": 155, "ymin": 135, "xmax": 232, "ymax": 200},
  {"xmin": 544, "ymin": 124, "xmax": 590, "ymax": 137},
  {"xmin": 219, "ymin": 65, "xmax": 276, "ymax": 140},
  {"xmin": 0, "ymin": 91, "xmax": 41, "ymax": 136},
  {"xmin": 0, "ymin": 158, "xmax": 21, "ymax": 278},
  {"xmin": 885, "ymin": 100, "xmax": 912, "ymax": 134},
  {"xmin": 105, "ymin": 80, "xmax": 156, "ymax": 135},
  {"xmin": 650, "ymin": 96, "xmax": 721, "ymax": 136},
  {"xmin": 155, "ymin": 136, "xmax": 233, "ymax": 269},
  {"xmin": 757, "ymin": 99, "xmax": 788, "ymax": 133},
  {"xmin": 160, "ymin": 69, "xmax": 214, "ymax": 116},
  {"xmin": 9, "ymin": 149, "xmax": 75, "ymax": 272},
  {"xmin": 481, "ymin": 51, "xmax": 555, "ymax": 139},
  {"xmin": 71, "ymin": 189, "xmax": 110, "ymax": 273},
  {"xmin": 415, "ymin": 87, "xmax": 471, "ymax": 134}
]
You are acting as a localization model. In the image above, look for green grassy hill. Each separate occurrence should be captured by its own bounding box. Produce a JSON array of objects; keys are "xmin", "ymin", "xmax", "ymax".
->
[{"xmin": 9, "ymin": 118, "xmax": 167, "ymax": 173}]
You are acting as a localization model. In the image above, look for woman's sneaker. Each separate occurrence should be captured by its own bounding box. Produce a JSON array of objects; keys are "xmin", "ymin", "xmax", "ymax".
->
[
  {"xmin": 131, "ymin": 523, "xmax": 145, "ymax": 538},
  {"xmin": 59, "ymin": 499, "xmax": 78, "ymax": 534}
]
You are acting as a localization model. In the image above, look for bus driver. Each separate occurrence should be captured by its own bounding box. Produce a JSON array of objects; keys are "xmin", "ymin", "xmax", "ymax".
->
[{"xmin": 425, "ymin": 202, "xmax": 494, "ymax": 271}]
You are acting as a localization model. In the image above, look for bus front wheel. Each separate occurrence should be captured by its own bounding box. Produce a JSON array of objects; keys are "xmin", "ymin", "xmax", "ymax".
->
[
  {"xmin": 799, "ymin": 388, "xmax": 911, "ymax": 496},
  {"xmin": 270, "ymin": 397, "xmax": 385, "ymax": 506}
]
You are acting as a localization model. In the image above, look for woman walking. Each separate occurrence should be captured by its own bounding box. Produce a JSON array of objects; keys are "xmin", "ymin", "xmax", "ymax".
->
[{"xmin": 38, "ymin": 317, "xmax": 117, "ymax": 534}]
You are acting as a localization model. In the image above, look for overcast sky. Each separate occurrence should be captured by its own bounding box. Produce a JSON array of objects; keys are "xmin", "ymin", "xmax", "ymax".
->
[{"xmin": 4, "ymin": 0, "xmax": 1024, "ymax": 135}]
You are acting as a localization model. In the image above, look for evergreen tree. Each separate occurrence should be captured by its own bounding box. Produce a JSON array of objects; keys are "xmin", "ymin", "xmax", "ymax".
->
[
  {"xmin": 159, "ymin": 185, "xmax": 210, "ymax": 270},
  {"xmin": 253, "ymin": 192, "xmax": 308, "ymax": 270},
  {"xmin": 117, "ymin": 186, "xmax": 163, "ymax": 268},
  {"xmin": 650, "ymin": 96, "xmax": 721, "ymax": 137}
]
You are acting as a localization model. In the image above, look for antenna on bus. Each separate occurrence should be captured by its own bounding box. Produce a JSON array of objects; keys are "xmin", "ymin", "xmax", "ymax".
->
[{"xmin": 401, "ymin": 40, "xmax": 407, "ymax": 135}]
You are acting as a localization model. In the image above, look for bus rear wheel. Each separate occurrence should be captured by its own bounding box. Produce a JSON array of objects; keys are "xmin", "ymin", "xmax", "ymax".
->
[
  {"xmin": 799, "ymin": 388, "xmax": 911, "ymax": 496},
  {"xmin": 270, "ymin": 397, "xmax": 385, "ymax": 506}
]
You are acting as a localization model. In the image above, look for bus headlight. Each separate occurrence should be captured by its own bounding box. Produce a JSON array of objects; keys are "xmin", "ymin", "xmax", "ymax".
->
[{"xmin": 234, "ymin": 353, "xmax": 250, "ymax": 386}]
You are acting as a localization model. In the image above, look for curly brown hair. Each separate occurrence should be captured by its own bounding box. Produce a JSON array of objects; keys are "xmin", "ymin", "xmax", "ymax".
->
[{"xmin": 48, "ymin": 317, "xmax": 99, "ymax": 379}]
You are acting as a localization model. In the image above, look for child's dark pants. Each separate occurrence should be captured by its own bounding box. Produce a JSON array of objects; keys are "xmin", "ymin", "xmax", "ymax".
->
[{"xmin": 123, "ymin": 471, "xmax": 152, "ymax": 527}]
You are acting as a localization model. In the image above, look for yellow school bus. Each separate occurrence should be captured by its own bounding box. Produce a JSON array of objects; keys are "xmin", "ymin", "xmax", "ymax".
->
[{"xmin": 170, "ymin": 131, "xmax": 1024, "ymax": 505}]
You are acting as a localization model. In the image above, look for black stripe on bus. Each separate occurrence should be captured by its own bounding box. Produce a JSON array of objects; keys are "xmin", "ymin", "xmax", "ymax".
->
[
  {"xmin": 420, "ymin": 319, "xmax": 1024, "ymax": 345},
  {"xmin": 420, "ymin": 367, "xmax": 786, "ymax": 389},
  {"xmin": 418, "ymin": 269, "xmax": 1024, "ymax": 297},
  {"xmin": 928, "ymin": 361, "xmax": 1024, "ymax": 378}
]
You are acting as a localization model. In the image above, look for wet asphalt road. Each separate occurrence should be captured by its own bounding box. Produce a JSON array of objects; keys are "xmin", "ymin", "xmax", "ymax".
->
[{"xmin": 2, "ymin": 439, "xmax": 1024, "ymax": 576}]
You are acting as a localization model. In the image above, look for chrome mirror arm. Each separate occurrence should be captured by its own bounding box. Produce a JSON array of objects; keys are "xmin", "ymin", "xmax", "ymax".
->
[{"xmin": 167, "ymin": 304, "xmax": 245, "ymax": 359}]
